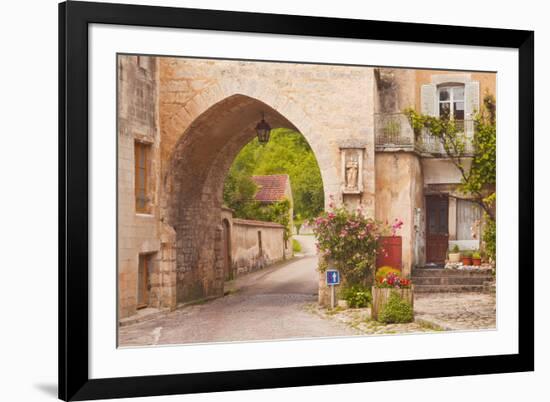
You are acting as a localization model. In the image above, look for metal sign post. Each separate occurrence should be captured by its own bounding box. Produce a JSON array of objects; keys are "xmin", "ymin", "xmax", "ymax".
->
[{"xmin": 326, "ymin": 269, "xmax": 340, "ymax": 309}]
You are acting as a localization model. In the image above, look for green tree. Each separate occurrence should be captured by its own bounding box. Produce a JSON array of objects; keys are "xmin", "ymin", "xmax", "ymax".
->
[
  {"xmin": 223, "ymin": 128, "xmax": 324, "ymax": 220},
  {"xmin": 405, "ymin": 94, "xmax": 496, "ymax": 221}
]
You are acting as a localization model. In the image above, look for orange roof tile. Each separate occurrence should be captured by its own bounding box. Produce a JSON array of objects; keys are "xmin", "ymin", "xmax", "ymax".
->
[{"xmin": 252, "ymin": 174, "xmax": 289, "ymax": 202}]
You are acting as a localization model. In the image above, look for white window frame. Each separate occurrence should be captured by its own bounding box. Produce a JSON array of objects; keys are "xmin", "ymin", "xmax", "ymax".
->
[{"xmin": 437, "ymin": 84, "xmax": 465, "ymax": 120}]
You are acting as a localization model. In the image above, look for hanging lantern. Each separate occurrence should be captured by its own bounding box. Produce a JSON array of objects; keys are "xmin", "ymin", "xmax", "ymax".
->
[{"xmin": 255, "ymin": 112, "xmax": 272, "ymax": 144}]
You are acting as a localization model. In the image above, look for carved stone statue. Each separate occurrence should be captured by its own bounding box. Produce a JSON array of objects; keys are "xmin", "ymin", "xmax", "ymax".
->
[
  {"xmin": 339, "ymin": 145, "xmax": 365, "ymax": 194},
  {"xmin": 345, "ymin": 159, "xmax": 359, "ymax": 190}
]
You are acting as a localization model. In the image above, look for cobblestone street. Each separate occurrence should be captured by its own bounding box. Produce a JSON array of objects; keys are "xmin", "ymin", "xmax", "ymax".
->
[
  {"xmin": 414, "ymin": 292, "xmax": 496, "ymax": 331},
  {"xmin": 310, "ymin": 292, "xmax": 496, "ymax": 335}
]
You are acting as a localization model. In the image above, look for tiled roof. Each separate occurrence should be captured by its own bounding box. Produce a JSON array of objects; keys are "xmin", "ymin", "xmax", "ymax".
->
[{"xmin": 252, "ymin": 174, "xmax": 289, "ymax": 202}]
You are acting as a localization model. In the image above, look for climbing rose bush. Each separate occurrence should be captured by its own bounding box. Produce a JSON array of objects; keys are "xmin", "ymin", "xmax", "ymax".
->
[
  {"xmin": 311, "ymin": 198, "xmax": 382, "ymax": 284},
  {"xmin": 389, "ymin": 218, "xmax": 404, "ymax": 236}
]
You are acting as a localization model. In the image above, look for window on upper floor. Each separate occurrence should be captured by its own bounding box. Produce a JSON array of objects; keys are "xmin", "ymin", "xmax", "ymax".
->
[
  {"xmin": 438, "ymin": 85, "xmax": 465, "ymax": 120},
  {"xmin": 135, "ymin": 141, "xmax": 152, "ymax": 214}
]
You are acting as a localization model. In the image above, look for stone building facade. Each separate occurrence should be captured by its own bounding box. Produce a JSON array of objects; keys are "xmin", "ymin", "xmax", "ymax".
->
[{"xmin": 117, "ymin": 54, "xmax": 495, "ymax": 319}]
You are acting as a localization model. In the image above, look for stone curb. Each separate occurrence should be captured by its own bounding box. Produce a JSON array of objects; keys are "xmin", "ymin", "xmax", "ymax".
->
[
  {"xmin": 414, "ymin": 317, "xmax": 451, "ymax": 331},
  {"xmin": 118, "ymin": 309, "xmax": 170, "ymax": 327}
]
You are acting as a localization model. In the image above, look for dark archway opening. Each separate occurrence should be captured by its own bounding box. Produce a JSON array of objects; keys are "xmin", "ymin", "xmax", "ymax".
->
[{"xmin": 163, "ymin": 94, "xmax": 325, "ymax": 303}]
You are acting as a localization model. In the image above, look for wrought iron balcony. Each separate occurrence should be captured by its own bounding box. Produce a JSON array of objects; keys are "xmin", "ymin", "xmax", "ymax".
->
[{"xmin": 374, "ymin": 113, "xmax": 475, "ymax": 156}]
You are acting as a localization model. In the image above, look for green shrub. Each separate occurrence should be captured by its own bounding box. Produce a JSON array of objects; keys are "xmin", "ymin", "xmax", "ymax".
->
[
  {"xmin": 451, "ymin": 244, "xmax": 460, "ymax": 253},
  {"xmin": 292, "ymin": 238, "xmax": 302, "ymax": 253},
  {"xmin": 341, "ymin": 284, "xmax": 372, "ymax": 308},
  {"xmin": 375, "ymin": 266, "xmax": 401, "ymax": 283},
  {"xmin": 378, "ymin": 291, "xmax": 414, "ymax": 323},
  {"xmin": 483, "ymin": 215, "xmax": 496, "ymax": 263}
]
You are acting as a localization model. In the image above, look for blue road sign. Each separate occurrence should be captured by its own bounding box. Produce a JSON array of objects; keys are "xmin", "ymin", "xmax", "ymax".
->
[{"xmin": 326, "ymin": 270, "xmax": 340, "ymax": 285}]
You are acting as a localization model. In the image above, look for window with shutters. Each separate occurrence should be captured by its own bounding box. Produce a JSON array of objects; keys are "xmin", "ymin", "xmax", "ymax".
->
[
  {"xmin": 135, "ymin": 141, "xmax": 152, "ymax": 214},
  {"xmin": 438, "ymin": 85, "xmax": 465, "ymax": 120},
  {"xmin": 421, "ymin": 79, "xmax": 479, "ymax": 142}
]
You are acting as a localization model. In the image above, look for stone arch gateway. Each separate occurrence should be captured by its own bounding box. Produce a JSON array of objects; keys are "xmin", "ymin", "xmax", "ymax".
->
[
  {"xmin": 118, "ymin": 55, "xmax": 379, "ymax": 317},
  {"xmin": 162, "ymin": 94, "xmax": 335, "ymax": 303}
]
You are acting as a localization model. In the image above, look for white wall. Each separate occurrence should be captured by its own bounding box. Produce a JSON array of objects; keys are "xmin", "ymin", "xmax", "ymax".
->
[{"xmin": 0, "ymin": 1, "xmax": 547, "ymax": 402}]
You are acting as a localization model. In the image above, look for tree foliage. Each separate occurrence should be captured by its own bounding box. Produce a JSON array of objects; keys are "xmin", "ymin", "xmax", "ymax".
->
[
  {"xmin": 404, "ymin": 94, "xmax": 496, "ymax": 221},
  {"xmin": 223, "ymin": 128, "xmax": 324, "ymax": 220}
]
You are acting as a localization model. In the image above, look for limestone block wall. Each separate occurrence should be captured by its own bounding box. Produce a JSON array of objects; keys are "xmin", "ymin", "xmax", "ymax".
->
[
  {"xmin": 374, "ymin": 152, "xmax": 424, "ymax": 277},
  {"xmin": 117, "ymin": 55, "xmax": 175, "ymax": 319}
]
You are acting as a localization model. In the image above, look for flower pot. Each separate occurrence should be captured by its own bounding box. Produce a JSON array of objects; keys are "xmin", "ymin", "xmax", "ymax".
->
[
  {"xmin": 371, "ymin": 285, "xmax": 414, "ymax": 321},
  {"xmin": 448, "ymin": 252, "xmax": 461, "ymax": 263},
  {"xmin": 376, "ymin": 236, "xmax": 402, "ymax": 271},
  {"xmin": 472, "ymin": 258, "xmax": 481, "ymax": 266},
  {"xmin": 462, "ymin": 256, "xmax": 472, "ymax": 266}
]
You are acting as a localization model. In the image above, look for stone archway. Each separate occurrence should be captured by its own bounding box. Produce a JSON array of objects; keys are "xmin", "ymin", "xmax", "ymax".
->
[
  {"xmin": 161, "ymin": 94, "xmax": 332, "ymax": 303},
  {"xmin": 117, "ymin": 55, "xmax": 378, "ymax": 317}
]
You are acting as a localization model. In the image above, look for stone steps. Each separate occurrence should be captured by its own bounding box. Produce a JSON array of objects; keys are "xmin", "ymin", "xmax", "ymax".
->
[
  {"xmin": 412, "ymin": 276, "xmax": 490, "ymax": 286},
  {"xmin": 412, "ymin": 268, "xmax": 492, "ymax": 277},
  {"xmin": 413, "ymin": 284, "xmax": 486, "ymax": 293},
  {"xmin": 411, "ymin": 268, "xmax": 493, "ymax": 293}
]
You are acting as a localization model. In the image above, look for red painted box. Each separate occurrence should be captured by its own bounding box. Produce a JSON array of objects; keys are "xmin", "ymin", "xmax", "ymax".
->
[{"xmin": 376, "ymin": 236, "xmax": 402, "ymax": 270}]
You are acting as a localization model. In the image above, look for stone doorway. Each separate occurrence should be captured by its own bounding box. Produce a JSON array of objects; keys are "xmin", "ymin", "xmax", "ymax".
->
[{"xmin": 221, "ymin": 219, "xmax": 232, "ymax": 281}]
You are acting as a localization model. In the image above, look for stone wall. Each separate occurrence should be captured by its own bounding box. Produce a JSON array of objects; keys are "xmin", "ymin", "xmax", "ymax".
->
[
  {"xmin": 231, "ymin": 219, "xmax": 289, "ymax": 276},
  {"xmin": 117, "ymin": 55, "xmax": 169, "ymax": 319}
]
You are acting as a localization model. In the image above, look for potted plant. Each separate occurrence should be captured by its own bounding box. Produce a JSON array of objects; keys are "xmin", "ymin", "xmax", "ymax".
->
[
  {"xmin": 448, "ymin": 244, "xmax": 461, "ymax": 263},
  {"xmin": 472, "ymin": 251, "xmax": 482, "ymax": 266},
  {"xmin": 371, "ymin": 272, "xmax": 413, "ymax": 321},
  {"xmin": 461, "ymin": 250, "xmax": 473, "ymax": 266}
]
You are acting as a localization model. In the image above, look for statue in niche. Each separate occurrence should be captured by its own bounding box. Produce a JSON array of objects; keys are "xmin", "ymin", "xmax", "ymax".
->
[{"xmin": 345, "ymin": 153, "xmax": 359, "ymax": 190}]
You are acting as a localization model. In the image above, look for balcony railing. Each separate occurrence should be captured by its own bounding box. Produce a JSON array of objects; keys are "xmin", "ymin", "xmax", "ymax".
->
[
  {"xmin": 374, "ymin": 113, "xmax": 415, "ymax": 149},
  {"xmin": 374, "ymin": 113, "xmax": 475, "ymax": 156}
]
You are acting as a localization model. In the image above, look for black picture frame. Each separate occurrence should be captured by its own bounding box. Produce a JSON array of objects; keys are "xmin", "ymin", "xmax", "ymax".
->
[{"xmin": 59, "ymin": 1, "xmax": 534, "ymax": 400}]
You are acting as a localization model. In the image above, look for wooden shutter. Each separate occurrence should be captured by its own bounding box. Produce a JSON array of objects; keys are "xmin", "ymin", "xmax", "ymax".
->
[
  {"xmin": 456, "ymin": 199, "xmax": 481, "ymax": 240},
  {"xmin": 464, "ymin": 81, "xmax": 480, "ymax": 136},
  {"xmin": 135, "ymin": 142, "xmax": 149, "ymax": 213},
  {"xmin": 421, "ymin": 84, "xmax": 437, "ymax": 116}
]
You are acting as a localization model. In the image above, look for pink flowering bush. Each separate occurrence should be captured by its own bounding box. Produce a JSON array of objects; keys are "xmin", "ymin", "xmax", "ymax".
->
[{"xmin": 311, "ymin": 197, "xmax": 382, "ymax": 284}]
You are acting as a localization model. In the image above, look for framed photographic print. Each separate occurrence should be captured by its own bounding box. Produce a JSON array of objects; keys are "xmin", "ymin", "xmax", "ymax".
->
[{"xmin": 59, "ymin": 1, "xmax": 534, "ymax": 400}]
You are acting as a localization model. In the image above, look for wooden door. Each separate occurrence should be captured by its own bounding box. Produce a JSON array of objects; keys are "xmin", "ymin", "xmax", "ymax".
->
[
  {"xmin": 222, "ymin": 220, "xmax": 232, "ymax": 281},
  {"xmin": 137, "ymin": 254, "xmax": 149, "ymax": 308},
  {"xmin": 425, "ymin": 195, "xmax": 449, "ymax": 265}
]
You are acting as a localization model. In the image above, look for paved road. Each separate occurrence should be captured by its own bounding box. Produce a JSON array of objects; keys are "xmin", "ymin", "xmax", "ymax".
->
[{"xmin": 119, "ymin": 235, "xmax": 358, "ymax": 347}]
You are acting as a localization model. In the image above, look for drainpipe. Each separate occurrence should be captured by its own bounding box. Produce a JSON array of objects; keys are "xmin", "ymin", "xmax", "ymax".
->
[{"xmin": 413, "ymin": 207, "xmax": 422, "ymax": 269}]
